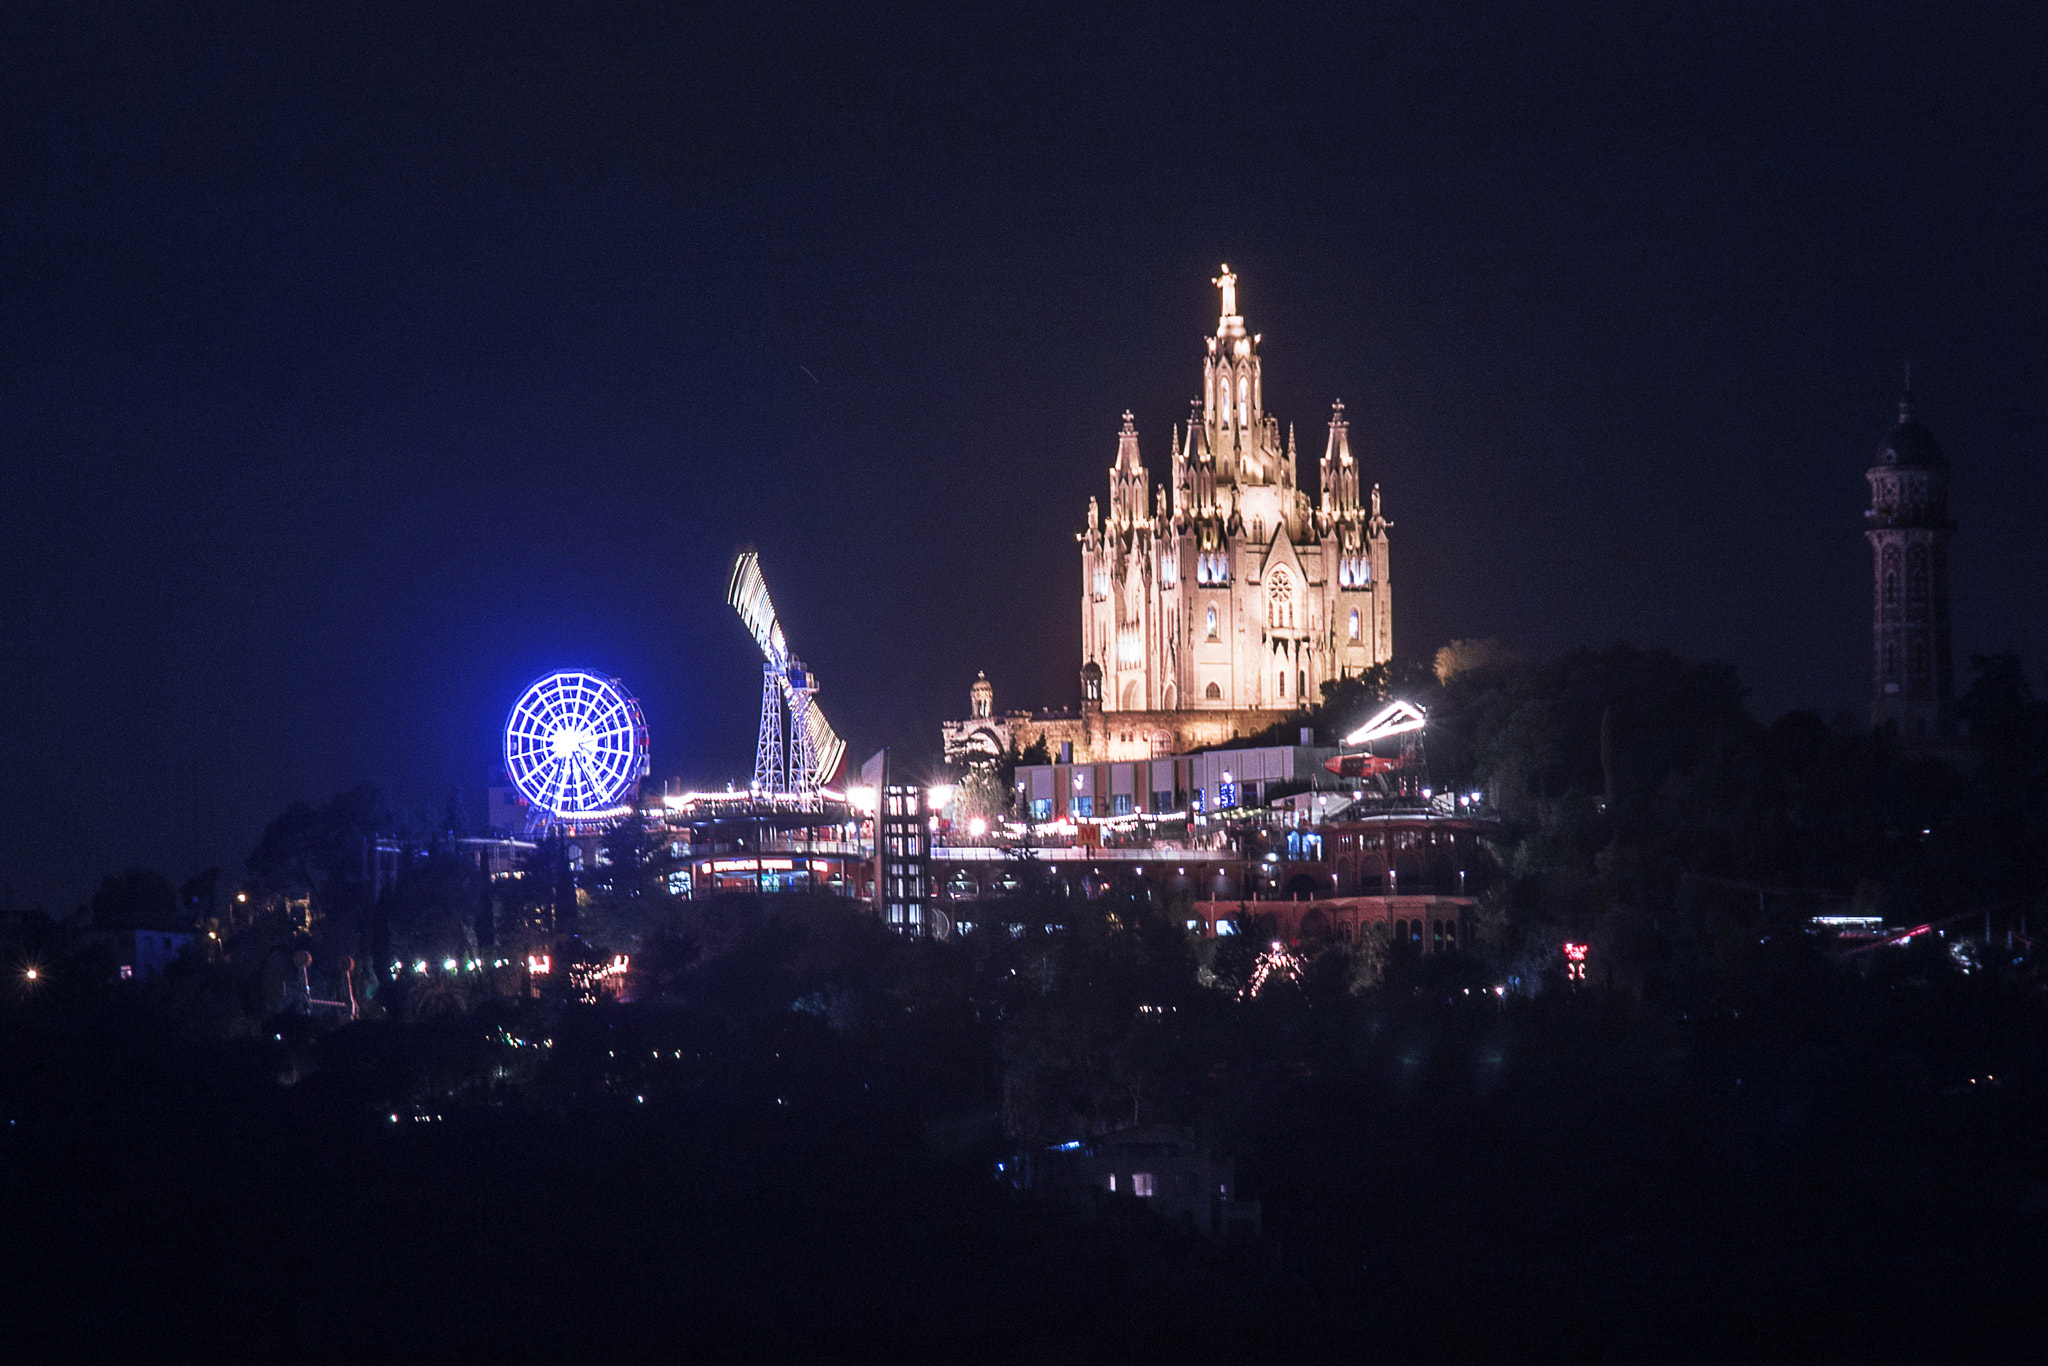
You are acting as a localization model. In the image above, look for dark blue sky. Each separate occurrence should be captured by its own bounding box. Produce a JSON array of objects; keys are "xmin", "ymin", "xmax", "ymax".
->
[{"xmin": 4, "ymin": 2, "xmax": 2045, "ymax": 910}]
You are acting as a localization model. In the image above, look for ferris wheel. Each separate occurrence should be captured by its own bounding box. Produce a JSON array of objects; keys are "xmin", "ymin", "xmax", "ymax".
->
[{"xmin": 502, "ymin": 671, "xmax": 650, "ymax": 824}]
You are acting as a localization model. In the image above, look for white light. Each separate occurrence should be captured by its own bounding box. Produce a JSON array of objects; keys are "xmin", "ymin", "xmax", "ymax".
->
[
  {"xmin": 503, "ymin": 671, "xmax": 649, "ymax": 821},
  {"xmin": 413, "ymin": 961, "xmax": 428, "ymax": 975},
  {"xmin": 968, "ymin": 817, "xmax": 988, "ymax": 837},
  {"xmin": 927, "ymin": 784, "xmax": 955, "ymax": 811},
  {"xmin": 1344, "ymin": 698, "xmax": 1427, "ymax": 746},
  {"xmin": 442, "ymin": 958, "xmax": 457, "ymax": 972}
]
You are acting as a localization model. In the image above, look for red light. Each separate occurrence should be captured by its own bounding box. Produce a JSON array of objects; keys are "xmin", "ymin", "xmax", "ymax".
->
[{"xmin": 1561, "ymin": 942, "xmax": 1589, "ymax": 962}]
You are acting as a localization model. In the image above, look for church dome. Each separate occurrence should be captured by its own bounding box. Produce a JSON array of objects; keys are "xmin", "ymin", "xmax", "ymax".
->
[{"xmin": 1876, "ymin": 393, "xmax": 1946, "ymax": 468}]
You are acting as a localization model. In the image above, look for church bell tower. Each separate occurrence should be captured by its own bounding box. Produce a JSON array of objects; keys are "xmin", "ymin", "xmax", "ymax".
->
[{"xmin": 1865, "ymin": 388, "xmax": 1954, "ymax": 739}]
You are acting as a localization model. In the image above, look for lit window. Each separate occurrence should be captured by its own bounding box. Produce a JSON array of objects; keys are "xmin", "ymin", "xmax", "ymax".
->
[
  {"xmin": 1205, "ymin": 605, "xmax": 1218, "ymax": 639},
  {"xmin": 1133, "ymin": 1172, "xmax": 1156, "ymax": 1197},
  {"xmin": 1106, "ymin": 1173, "xmax": 1116, "ymax": 1192},
  {"xmin": 1348, "ymin": 609, "xmax": 1360, "ymax": 641}
]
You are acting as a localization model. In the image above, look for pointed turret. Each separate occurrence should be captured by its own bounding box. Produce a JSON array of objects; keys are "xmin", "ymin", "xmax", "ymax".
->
[
  {"xmin": 1322, "ymin": 399, "xmax": 1359, "ymax": 514},
  {"xmin": 1109, "ymin": 410, "xmax": 1150, "ymax": 526},
  {"xmin": 1170, "ymin": 417, "xmax": 1190, "ymax": 519}
]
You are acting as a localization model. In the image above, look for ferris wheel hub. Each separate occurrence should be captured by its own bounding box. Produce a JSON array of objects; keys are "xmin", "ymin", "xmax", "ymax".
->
[{"xmin": 503, "ymin": 672, "xmax": 650, "ymax": 826}]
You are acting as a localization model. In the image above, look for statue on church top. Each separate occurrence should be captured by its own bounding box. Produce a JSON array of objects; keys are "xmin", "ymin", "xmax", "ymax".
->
[{"xmin": 1213, "ymin": 264, "xmax": 1237, "ymax": 320}]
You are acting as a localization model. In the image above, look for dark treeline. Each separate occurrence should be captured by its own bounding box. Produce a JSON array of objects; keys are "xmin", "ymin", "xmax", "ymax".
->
[{"xmin": 4, "ymin": 644, "xmax": 2047, "ymax": 1358}]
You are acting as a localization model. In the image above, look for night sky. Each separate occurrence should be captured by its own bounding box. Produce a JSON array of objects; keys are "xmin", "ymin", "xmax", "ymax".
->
[{"xmin": 5, "ymin": 3, "xmax": 2044, "ymax": 911}]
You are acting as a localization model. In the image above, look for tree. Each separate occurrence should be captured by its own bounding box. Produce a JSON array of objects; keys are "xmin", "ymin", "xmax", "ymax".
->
[
  {"xmin": 90, "ymin": 868, "xmax": 182, "ymax": 930},
  {"xmin": 1433, "ymin": 637, "xmax": 1522, "ymax": 683},
  {"xmin": 245, "ymin": 781, "xmax": 391, "ymax": 918}
]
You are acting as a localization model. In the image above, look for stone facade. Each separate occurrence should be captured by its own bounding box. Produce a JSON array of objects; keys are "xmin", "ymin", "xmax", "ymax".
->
[
  {"xmin": 1865, "ymin": 390, "xmax": 1954, "ymax": 738},
  {"xmin": 1081, "ymin": 266, "xmax": 1393, "ymax": 722},
  {"xmin": 942, "ymin": 690, "xmax": 1297, "ymax": 766},
  {"xmin": 944, "ymin": 268, "xmax": 1398, "ymax": 767}
]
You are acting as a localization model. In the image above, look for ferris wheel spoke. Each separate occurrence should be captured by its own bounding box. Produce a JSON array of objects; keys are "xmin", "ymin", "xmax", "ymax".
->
[{"xmin": 504, "ymin": 672, "xmax": 646, "ymax": 822}]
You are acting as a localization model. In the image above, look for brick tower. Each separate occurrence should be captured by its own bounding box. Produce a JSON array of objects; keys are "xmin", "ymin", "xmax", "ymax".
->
[{"xmin": 1865, "ymin": 388, "xmax": 1954, "ymax": 739}]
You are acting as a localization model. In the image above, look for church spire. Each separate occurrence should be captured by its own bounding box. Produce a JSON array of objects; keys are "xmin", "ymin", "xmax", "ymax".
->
[
  {"xmin": 1322, "ymin": 399, "xmax": 1359, "ymax": 514},
  {"xmin": 1109, "ymin": 410, "xmax": 1149, "ymax": 525}
]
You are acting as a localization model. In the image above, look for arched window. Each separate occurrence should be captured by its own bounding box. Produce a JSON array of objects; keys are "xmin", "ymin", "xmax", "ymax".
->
[
  {"xmin": 1298, "ymin": 669, "xmax": 1306, "ymax": 700},
  {"xmin": 1205, "ymin": 681, "xmax": 1222, "ymax": 701},
  {"xmin": 1347, "ymin": 608, "xmax": 1360, "ymax": 641},
  {"xmin": 1266, "ymin": 566, "xmax": 1294, "ymax": 629},
  {"xmin": 1883, "ymin": 640, "xmax": 1901, "ymax": 683},
  {"xmin": 1907, "ymin": 544, "xmax": 1930, "ymax": 614},
  {"xmin": 1237, "ymin": 376, "xmax": 1249, "ymax": 427},
  {"xmin": 1205, "ymin": 605, "xmax": 1218, "ymax": 639},
  {"xmin": 1277, "ymin": 670, "xmax": 1285, "ymax": 699}
]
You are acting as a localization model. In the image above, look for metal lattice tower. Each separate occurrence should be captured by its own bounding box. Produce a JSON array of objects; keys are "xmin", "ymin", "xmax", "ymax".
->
[
  {"xmin": 753, "ymin": 662, "xmax": 786, "ymax": 794},
  {"xmin": 729, "ymin": 552, "xmax": 848, "ymax": 796},
  {"xmin": 786, "ymin": 666, "xmax": 821, "ymax": 809}
]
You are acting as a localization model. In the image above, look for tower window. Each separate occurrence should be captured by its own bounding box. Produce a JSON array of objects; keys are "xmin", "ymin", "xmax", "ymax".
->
[
  {"xmin": 1205, "ymin": 681, "xmax": 1222, "ymax": 701},
  {"xmin": 1348, "ymin": 608, "xmax": 1360, "ymax": 641},
  {"xmin": 1205, "ymin": 605, "xmax": 1218, "ymax": 639}
]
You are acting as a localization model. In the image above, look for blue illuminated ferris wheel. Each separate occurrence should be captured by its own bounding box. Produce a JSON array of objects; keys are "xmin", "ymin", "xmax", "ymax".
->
[{"xmin": 502, "ymin": 671, "xmax": 650, "ymax": 825}]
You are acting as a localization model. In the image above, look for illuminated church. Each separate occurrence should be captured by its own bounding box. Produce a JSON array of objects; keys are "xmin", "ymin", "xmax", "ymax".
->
[{"xmin": 947, "ymin": 267, "xmax": 1394, "ymax": 765}]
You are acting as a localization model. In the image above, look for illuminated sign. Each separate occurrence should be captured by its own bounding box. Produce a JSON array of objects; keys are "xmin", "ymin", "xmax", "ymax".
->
[
  {"xmin": 709, "ymin": 858, "xmax": 797, "ymax": 874},
  {"xmin": 527, "ymin": 954, "xmax": 551, "ymax": 975},
  {"xmin": 1561, "ymin": 942, "xmax": 1589, "ymax": 981}
]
